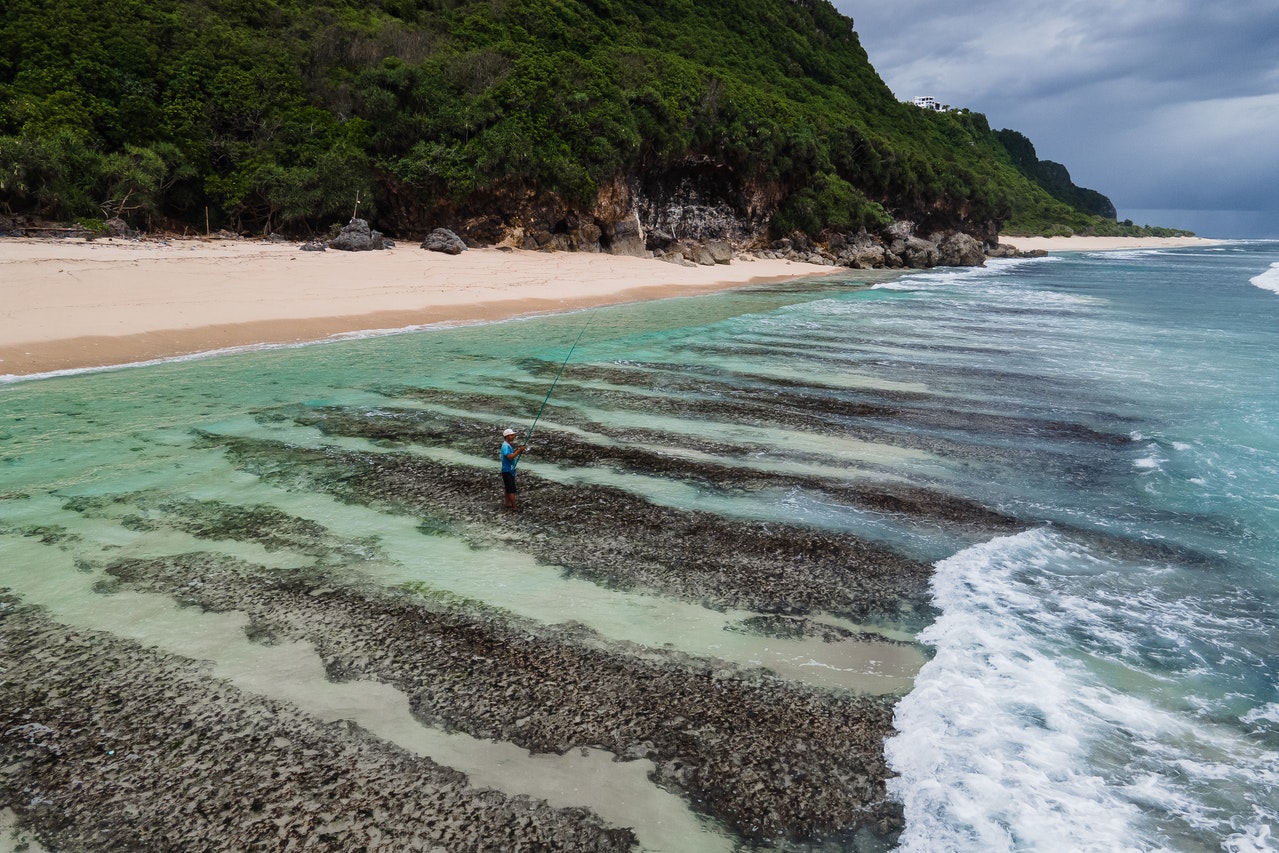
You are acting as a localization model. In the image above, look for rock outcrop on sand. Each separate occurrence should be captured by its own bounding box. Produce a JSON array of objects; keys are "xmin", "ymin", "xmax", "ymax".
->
[
  {"xmin": 421, "ymin": 227, "xmax": 468, "ymax": 254},
  {"xmin": 327, "ymin": 218, "xmax": 391, "ymax": 251}
]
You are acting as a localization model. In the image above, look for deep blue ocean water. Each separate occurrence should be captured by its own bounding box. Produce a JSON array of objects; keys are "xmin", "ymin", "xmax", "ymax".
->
[{"xmin": 2, "ymin": 241, "xmax": 1277, "ymax": 851}]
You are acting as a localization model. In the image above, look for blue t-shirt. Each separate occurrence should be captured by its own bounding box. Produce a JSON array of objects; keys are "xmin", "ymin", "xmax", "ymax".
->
[{"xmin": 501, "ymin": 440, "xmax": 516, "ymax": 473}]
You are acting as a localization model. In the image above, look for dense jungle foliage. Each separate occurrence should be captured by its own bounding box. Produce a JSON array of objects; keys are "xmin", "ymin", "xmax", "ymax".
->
[{"xmin": 0, "ymin": 0, "xmax": 1150, "ymax": 239}]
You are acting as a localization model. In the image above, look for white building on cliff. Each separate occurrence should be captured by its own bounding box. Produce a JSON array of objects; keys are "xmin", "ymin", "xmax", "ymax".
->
[{"xmin": 912, "ymin": 95, "xmax": 951, "ymax": 111}]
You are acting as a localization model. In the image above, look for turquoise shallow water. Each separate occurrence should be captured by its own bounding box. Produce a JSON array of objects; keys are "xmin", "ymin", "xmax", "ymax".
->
[{"xmin": 3, "ymin": 242, "xmax": 1278, "ymax": 851}]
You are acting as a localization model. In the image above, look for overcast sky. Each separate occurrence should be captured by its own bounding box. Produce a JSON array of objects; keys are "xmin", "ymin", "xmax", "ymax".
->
[{"xmin": 835, "ymin": 0, "xmax": 1279, "ymax": 237}]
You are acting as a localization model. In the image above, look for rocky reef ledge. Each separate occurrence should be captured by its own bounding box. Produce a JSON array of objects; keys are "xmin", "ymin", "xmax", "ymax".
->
[
  {"xmin": 0, "ymin": 597, "xmax": 636, "ymax": 851},
  {"xmin": 0, "ymin": 385, "xmax": 968, "ymax": 850}
]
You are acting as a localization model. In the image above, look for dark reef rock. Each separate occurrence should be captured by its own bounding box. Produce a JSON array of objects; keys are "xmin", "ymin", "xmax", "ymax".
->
[
  {"xmin": 97, "ymin": 554, "xmax": 906, "ymax": 844},
  {"xmin": 0, "ymin": 602, "xmax": 636, "ymax": 852},
  {"xmin": 206, "ymin": 429, "xmax": 933, "ymax": 623},
  {"xmin": 17, "ymin": 345, "xmax": 1059, "ymax": 848}
]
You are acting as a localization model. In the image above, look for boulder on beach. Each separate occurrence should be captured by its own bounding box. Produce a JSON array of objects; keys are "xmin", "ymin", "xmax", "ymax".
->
[
  {"xmin": 421, "ymin": 228, "xmax": 468, "ymax": 254},
  {"xmin": 329, "ymin": 218, "xmax": 389, "ymax": 251},
  {"xmin": 932, "ymin": 231, "xmax": 987, "ymax": 267},
  {"xmin": 104, "ymin": 217, "xmax": 135, "ymax": 238},
  {"xmin": 706, "ymin": 239, "xmax": 734, "ymax": 264}
]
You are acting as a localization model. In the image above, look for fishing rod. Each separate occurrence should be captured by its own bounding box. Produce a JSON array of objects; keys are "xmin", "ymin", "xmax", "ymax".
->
[{"xmin": 515, "ymin": 309, "xmax": 596, "ymax": 465}]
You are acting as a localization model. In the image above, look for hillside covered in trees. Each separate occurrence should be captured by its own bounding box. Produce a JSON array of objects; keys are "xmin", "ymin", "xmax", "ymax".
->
[{"xmin": 0, "ymin": 0, "xmax": 1174, "ymax": 248}]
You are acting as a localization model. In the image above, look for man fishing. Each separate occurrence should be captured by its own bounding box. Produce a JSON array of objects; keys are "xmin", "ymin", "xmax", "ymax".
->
[
  {"xmin": 499, "ymin": 428, "xmax": 527, "ymax": 511},
  {"xmin": 499, "ymin": 310, "xmax": 592, "ymax": 511}
]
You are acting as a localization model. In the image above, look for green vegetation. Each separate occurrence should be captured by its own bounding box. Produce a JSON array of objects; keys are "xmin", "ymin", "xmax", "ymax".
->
[
  {"xmin": 992, "ymin": 129, "xmax": 1192, "ymax": 237},
  {"xmin": 0, "ymin": 0, "xmax": 1148, "ymax": 239},
  {"xmin": 995, "ymin": 129, "xmax": 1115, "ymax": 220}
]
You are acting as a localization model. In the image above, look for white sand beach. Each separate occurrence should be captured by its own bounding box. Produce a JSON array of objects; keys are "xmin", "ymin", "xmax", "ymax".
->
[{"xmin": 0, "ymin": 238, "xmax": 835, "ymax": 377}]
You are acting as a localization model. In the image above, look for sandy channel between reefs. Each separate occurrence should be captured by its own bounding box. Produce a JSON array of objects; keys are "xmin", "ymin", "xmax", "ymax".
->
[{"xmin": 0, "ymin": 234, "xmax": 1222, "ymax": 378}]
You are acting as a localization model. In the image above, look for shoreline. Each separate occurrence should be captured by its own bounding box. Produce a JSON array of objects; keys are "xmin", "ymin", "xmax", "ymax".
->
[
  {"xmin": 996, "ymin": 234, "xmax": 1224, "ymax": 253},
  {"xmin": 0, "ymin": 237, "xmax": 839, "ymax": 379},
  {"xmin": 1, "ymin": 234, "xmax": 1226, "ymax": 379}
]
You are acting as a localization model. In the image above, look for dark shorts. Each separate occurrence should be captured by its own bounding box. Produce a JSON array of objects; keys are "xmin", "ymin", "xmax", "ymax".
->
[{"xmin": 501, "ymin": 471, "xmax": 517, "ymax": 494}]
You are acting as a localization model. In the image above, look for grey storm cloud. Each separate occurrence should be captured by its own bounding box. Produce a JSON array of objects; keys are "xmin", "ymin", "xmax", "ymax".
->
[{"xmin": 835, "ymin": 0, "xmax": 1279, "ymax": 236}]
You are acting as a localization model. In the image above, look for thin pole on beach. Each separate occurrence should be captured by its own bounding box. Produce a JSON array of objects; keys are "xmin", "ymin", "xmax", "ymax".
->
[{"xmin": 516, "ymin": 310, "xmax": 596, "ymax": 466}]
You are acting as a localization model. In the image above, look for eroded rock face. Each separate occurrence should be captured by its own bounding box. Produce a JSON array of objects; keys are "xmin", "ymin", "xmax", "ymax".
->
[
  {"xmin": 370, "ymin": 150, "xmax": 1014, "ymax": 270},
  {"xmin": 404, "ymin": 173, "xmax": 997, "ymax": 270},
  {"xmin": 606, "ymin": 212, "xmax": 648, "ymax": 258},
  {"xmin": 632, "ymin": 168, "xmax": 755, "ymax": 246},
  {"xmin": 572, "ymin": 222, "xmax": 602, "ymax": 252}
]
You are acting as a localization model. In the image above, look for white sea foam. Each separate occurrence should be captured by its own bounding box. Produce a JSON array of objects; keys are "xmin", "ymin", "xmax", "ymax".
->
[
  {"xmin": 886, "ymin": 529, "xmax": 1279, "ymax": 853},
  {"xmin": 1249, "ymin": 262, "xmax": 1279, "ymax": 295},
  {"xmin": 1085, "ymin": 249, "xmax": 1171, "ymax": 261},
  {"xmin": 869, "ymin": 256, "xmax": 1059, "ymax": 292},
  {"xmin": 887, "ymin": 531, "xmax": 1151, "ymax": 852},
  {"xmin": 1242, "ymin": 703, "xmax": 1279, "ymax": 727},
  {"xmin": 1226, "ymin": 821, "xmax": 1276, "ymax": 853}
]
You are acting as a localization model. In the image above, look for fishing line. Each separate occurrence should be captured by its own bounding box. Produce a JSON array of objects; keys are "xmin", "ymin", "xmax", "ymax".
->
[{"xmin": 515, "ymin": 308, "xmax": 596, "ymax": 464}]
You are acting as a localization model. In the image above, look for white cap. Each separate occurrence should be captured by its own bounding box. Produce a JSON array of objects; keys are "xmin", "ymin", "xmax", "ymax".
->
[{"xmin": 503, "ymin": 428, "xmax": 516, "ymax": 437}]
